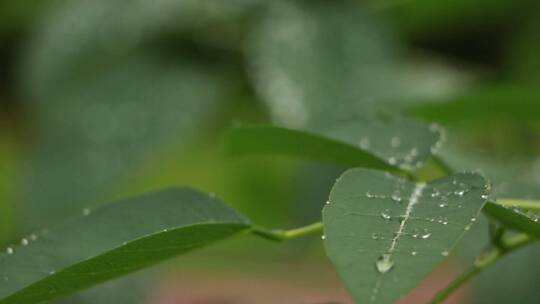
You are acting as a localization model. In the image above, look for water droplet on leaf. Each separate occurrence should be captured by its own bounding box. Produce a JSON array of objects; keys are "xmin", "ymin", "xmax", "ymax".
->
[{"xmin": 375, "ymin": 254, "xmax": 394, "ymax": 273}]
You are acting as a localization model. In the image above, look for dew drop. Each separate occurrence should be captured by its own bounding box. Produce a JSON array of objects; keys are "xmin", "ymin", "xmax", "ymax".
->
[
  {"xmin": 411, "ymin": 250, "xmax": 418, "ymax": 256},
  {"xmin": 481, "ymin": 194, "xmax": 489, "ymax": 200},
  {"xmin": 438, "ymin": 202, "xmax": 447, "ymax": 208},
  {"xmin": 391, "ymin": 193, "xmax": 402, "ymax": 203},
  {"xmin": 325, "ymin": 200, "xmax": 330, "ymax": 205},
  {"xmin": 321, "ymin": 235, "xmax": 326, "ymax": 240},
  {"xmin": 388, "ymin": 157, "xmax": 397, "ymax": 165},
  {"xmin": 82, "ymin": 208, "xmax": 91, "ymax": 216},
  {"xmin": 441, "ymin": 251, "xmax": 450, "ymax": 257},
  {"xmin": 421, "ymin": 231, "xmax": 431, "ymax": 239},
  {"xmin": 21, "ymin": 238, "xmax": 29, "ymax": 246},
  {"xmin": 30, "ymin": 234, "xmax": 37, "ymax": 241},
  {"xmin": 49, "ymin": 270, "xmax": 56, "ymax": 275},
  {"xmin": 371, "ymin": 233, "xmax": 380, "ymax": 240},
  {"xmin": 359, "ymin": 137, "xmax": 371, "ymax": 149},
  {"xmin": 6, "ymin": 247, "xmax": 13, "ymax": 255},
  {"xmin": 381, "ymin": 209, "xmax": 392, "ymax": 220},
  {"xmin": 454, "ymin": 189, "xmax": 469, "ymax": 196},
  {"xmin": 470, "ymin": 217, "xmax": 477, "ymax": 222},
  {"xmin": 375, "ymin": 254, "xmax": 394, "ymax": 274}
]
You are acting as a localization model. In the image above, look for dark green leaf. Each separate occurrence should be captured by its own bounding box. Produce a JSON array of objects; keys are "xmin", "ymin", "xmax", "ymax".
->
[
  {"xmin": 0, "ymin": 188, "xmax": 249, "ymax": 304},
  {"xmin": 224, "ymin": 125, "xmax": 400, "ymax": 172},
  {"xmin": 483, "ymin": 202, "xmax": 540, "ymax": 238},
  {"xmin": 323, "ymin": 169, "xmax": 488, "ymax": 303}
]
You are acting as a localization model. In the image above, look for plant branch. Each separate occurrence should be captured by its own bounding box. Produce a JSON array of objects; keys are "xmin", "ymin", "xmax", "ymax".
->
[
  {"xmin": 429, "ymin": 233, "xmax": 535, "ymax": 304},
  {"xmin": 251, "ymin": 222, "xmax": 324, "ymax": 242}
]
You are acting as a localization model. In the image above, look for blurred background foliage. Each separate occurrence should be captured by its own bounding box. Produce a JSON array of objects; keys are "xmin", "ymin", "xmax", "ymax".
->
[{"xmin": 0, "ymin": 0, "xmax": 539, "ymax": 303}]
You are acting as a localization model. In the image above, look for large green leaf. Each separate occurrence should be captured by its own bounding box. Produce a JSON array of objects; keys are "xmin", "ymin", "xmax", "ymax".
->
[
  {"xmin": 483, "ymin": 202, "xmax": 540, "ymax": 237},
  {"xmin": 0, "ymin": 188, "xmax": 249, "ymax": 304},
  {"xmin": 223, "ymin": 125, "xmax": 400, "ymax": 172},
  {"xmin": 323, "ymin": 169, "xmax": 488, "ymax": 303},
  {"xmin": 247, "ymin": 0, "xmax": 445, "ymax": 170}
]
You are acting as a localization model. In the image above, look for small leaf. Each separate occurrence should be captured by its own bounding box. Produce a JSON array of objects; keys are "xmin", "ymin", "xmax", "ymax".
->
[
  {"xmin": 224, "ymin": 125, "xmax": 400, "ymax": 172},
  {"xmin": 483, "ymin": 202, "xmax": 540, "ymax": 237},
  {"xmin": 0, "ymin": 188, "xmax": 250, "ymax": 304},
  {"xmin": 323, "ymin": 169, "xmax": 488, "ymax": 303}
]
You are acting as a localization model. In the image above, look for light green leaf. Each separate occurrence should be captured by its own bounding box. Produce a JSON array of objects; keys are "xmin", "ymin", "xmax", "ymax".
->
[
  {"xmin": 483, "ymin": 202, "xmax": 540, "ymax": 238},
  {"xmin": 323, "ymin": 169, "xmax": 488, "ymax": 303},
  {"xmin": 0, "ymin": 188, "xmax": 249, "ymax": 304},
  {"xmin": 247, "ymin": 1, "xmax": 444, "ymax": 170},
  {"xmin": 223, "ymin": 125, "xmax": 400, "ymax": 172}
]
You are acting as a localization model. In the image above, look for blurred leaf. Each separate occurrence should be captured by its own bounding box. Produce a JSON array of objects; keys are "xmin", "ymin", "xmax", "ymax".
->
[
  {"xmin": 323, "ymin": 168, "xmax": 488, "ymax": 303},
  {"xmin": 483, "ymin": 202, "xmax": 540, "ymax": 237},
  {"xmin": 383, "ymin": 0, "xmax": 532, "ymax": 36},
  {"xmin": 0, "ymin": 188, "xmax": 250, "ymax": 304},
  {"xmin": 247, "ymin": 0, "xmax": 445, "ymax": 170},
  {"xmin": 409, "ymin": 85, "xmax": 540, "ymax": 127},
  {"xmin": 224, "ymin": 125, "xmax": 400, "ymax": 172}
]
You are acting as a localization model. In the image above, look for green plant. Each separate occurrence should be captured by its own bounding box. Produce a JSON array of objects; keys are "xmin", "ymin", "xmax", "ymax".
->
[
  {"xmin": 1, "ymin": 0, "xmax": 540, "ymax": 303},
  {"xmin": 1, "ymin": 120, "xmax": 539, "ymax": 304}
]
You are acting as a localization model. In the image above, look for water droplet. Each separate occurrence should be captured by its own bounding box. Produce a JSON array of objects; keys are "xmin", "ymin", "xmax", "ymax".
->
[
  {"xmin": 49, "ymin": 270, "xmax": 56, "ymax": 275},
  {"xmin": 464, "ymin": 225, "xmax": 471, "ymax": 231},
  {"xmin": 388, "ymin": 157, "xmax": 397, "ymax": 165},
  {"xmin": 431, "ymin": 190, "xmax": 440, "ymax": 198},
  {"xmin": 390, "ymin": 137, "xmax": 401, "ymax": 148},
  {"xmin": 375, "ymin": 254, "xmax": 394, "ymax": 273},
  {"xmin": 411, "ymin": 250, "xmax": 418, "ymax": 256},
  {"xmin": 391, "ymin": 193, "xmax": 402, "ymax": 203},
  {"xmin": 454, "ymin": 189, "xmax": 469, "ymax": 196},
  {"xmin": 325, "ymin": 200, "xmax": 330, "ymax": 205},
  {"xmin": 410, "ymin": 148, "xmax": 419, "ymax": 157},
  {"xmin": 441, "ymin": 251, "xmax": 449, "ymax": 257},
  {"xmin": 82, "ymin": 208, "xmax": 91, "ymax": 216},
  {"xmin": 481, "ymin": 194, "xmax": 489, "ymax": 200},
  {"xmin": 439, "ymin": 202, "xmax": 447, "ymax": 208},
  {"xmin": 359, "ymin": 137, "xmax": 371, "ymax": 149},
  {"xmin": 381, "ymin": 209, "xmax": 392, "ymax": 220},
  {"xmin": 321, "ymin": 235, "xmax": 326, "ymax": 240},
  {"xmin": 30, "ymin": 234, "xmax": 37, "ymax": 241},
  {"xmin": 21, "ymin": 238, "xmax": 29, "ymax": 246},
  {"xmin": 470, "ymin": 217, "xmax": 477, "ymax": 222},
  {"xmin": 6, "ymin": 247, "xmax": 14, "ymax": 254},
  {"xmin": 421, "ymin": 231, "xmax": 431, "ymax": 239},
  {"xmin": 371, "ymin": 233, "xmax": 380, "ymax": 240}
]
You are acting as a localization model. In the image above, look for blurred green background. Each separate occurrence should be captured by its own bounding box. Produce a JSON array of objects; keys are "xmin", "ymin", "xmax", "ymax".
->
[{"xmin": 0, "ymin": 0, "xmax": 539, "ymax": 303}]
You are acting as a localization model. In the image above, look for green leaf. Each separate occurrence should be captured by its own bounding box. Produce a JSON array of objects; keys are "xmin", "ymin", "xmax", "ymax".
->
[
  {"xmin": 224, "ymin": 125, "xmax": 400, "ymax": 172},
  {"xmin": 323, "ymin": 169, "xmax": 488, "ymax": 303},
  {"xmin": 409, "ymin": 85, "xmax": 540, "ymax": 127},
  {"xmin": 0, "ymin": 188, "xmax": 250, "ymax": 304},
  {"xmin": 247, "ymin": 1, "xmax": 444, "ymax": 170},
  {"xmin": 483, "ymin": 202, "xmax": 540, "ymax": 238}
]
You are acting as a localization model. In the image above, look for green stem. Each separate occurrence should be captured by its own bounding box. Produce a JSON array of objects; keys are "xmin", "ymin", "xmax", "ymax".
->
[
  {"xmin": 496, "ymin": 198, "xmax": 540, "ymax": 210},
  {"xmin": 251, "ymin": 222, "xmax": 324, "ymax": 242},
  {"xmin": 429, "ymin": 233, "xmax": 534, "ymax": 304}
]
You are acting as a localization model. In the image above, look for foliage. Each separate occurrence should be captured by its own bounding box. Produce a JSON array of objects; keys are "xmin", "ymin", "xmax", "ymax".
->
[{"xmin": 1, "ymin": 0, "xmax": 539, "ymax": 303}]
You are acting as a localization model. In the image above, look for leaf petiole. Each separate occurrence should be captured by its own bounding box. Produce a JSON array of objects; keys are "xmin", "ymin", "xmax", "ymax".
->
[{"xmin": 251, "ymin": 222, "xmax": 324, "ymax": 242}]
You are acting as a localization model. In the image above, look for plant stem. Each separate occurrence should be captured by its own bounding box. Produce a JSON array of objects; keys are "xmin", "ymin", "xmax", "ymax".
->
[
  {"xmin": 496, "ymin": 198, "xmax": 540, "ymax": 210},
  {"xmin": 429, "ymin": 233, "xmax": 534, "ymax": 304},
  {"xmin": 251, "ymin": 222, "xmax": 324, "ymax": 242}
]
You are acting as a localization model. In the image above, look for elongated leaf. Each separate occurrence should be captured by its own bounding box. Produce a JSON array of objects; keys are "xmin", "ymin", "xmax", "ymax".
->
[
  {"xmin": 224, "ymin": 125, "xmax": 400, "ymax": 172},
  {"xmin": 483, "ymin": 202, "xmax": 540, "ymax": 237},
  {"xmin": 409, "ymin": 85, "xmax": 540, "ymax": 127},
  {"xmin": 323, "ymin": 169, "xmax": 488, "ymax": 303},
  {"xmin": 0, "ymin": 188, "xmax": 250, "ymax": 304}
]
